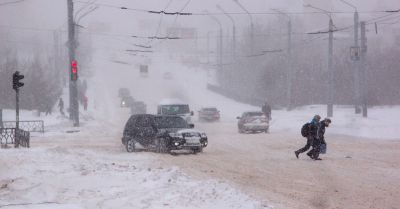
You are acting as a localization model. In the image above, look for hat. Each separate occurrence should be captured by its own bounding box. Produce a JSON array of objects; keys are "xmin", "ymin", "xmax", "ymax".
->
[{"xmin": 313, "ymin": 115, "xmax": 321, "ymax": 121}]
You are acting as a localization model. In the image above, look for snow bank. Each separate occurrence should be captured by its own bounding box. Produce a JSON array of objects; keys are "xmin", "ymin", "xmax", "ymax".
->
[
  {"xmin": 0, "ymin": 140, "xmax": 267, "ymax": 209},
  {"xmin": 271, "ymin": 105, "xmax": 400, "ymax": 139}
]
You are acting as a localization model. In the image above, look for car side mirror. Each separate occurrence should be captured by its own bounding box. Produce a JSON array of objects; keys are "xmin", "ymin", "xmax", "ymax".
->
[
  {"xmin": 189, "ymin": 124, "xmax": 195, "ymax": 129},
  {"xmin": 190, "ymin": 111, "xmax": 194, "ymax": 116},
  {"xmin": 236, "ymin": 117, "xmax": 241, "ymax": 119}
]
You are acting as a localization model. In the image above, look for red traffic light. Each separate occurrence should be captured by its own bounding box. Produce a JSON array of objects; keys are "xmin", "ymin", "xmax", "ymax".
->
[
  {"xmin": 71, "ymin": 60, "xmax": 78, "ymax": 81},
  {"xmin": 72, "ymin": 60, "xmax": 78, "ymax": 68}
]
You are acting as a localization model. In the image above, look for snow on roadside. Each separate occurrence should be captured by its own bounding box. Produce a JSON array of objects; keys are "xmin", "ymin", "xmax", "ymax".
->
[
  {"xmin": 272, "ymin": 105, "xmax": 400, "ymax": 140},
  {"xmin": 0, "ymin": 145, "xmax": 268, "ymax": 209}
]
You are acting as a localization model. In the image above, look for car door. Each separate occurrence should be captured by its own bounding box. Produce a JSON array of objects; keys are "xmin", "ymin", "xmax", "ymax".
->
[{"xmin": 134, "ymin": 115, "xmax": 157, "ymax": 146}]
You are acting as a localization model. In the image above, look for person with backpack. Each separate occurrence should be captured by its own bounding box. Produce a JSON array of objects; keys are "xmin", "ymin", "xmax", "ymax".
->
[
  {"xmin": 58, "ymin": 98, "xmax": 65, "ymax": 116},
  {"xmin": 295, "ymin": 115, "xmax": 321, "ymax": 159},
  {"xmin": 307, "ymin": 118, "xmax": 332, "ymax": 160}
]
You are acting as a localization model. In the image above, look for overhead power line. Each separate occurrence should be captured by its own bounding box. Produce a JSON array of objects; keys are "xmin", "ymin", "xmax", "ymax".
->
[{"xmin": 73, "ymin": 1, "xmax": 400, "ymax": 16}]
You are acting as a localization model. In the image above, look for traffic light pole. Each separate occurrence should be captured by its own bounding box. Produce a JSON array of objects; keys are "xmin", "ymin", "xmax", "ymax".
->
[
  {"xmin": 67, "ymin": 0, "xmax": 79, "ymax": 127},
  {"xmin": 360, "ymin": 21, "xmax": 368, "ymax": 117},
  {"xmin": 15, "ymin": 89, "xmax": 19, "ymax": 148},
  {"xmin": 327, "ymin": 18, "xmax": 334, "ymax": 117}
]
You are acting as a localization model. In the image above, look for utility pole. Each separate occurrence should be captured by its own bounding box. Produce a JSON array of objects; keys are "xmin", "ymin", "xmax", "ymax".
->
[
  {"xmin": 218, "ymin": 25, "xmax": 223, "ymax": 72},
  {"xmin": 360, "ymin": 21, "xmax": 368, "ymax": 117},
  {"xmin": 0, "ymin": 109, "xmax": 2, "ymax": 128},
  {"xmin": 54, "ymin": 31, "xmax": 61, "ymax": 84},
  {"xmin": 328, "ymin": 18, "xmax": 334, "ymax": 117},
  {"xmin": 207, "ymin": 31, "xmax": 211, "ymax": 64},
  {"xmin": 287, "ymin": 19, "xmax": 293, "ymax": 109},
  {"xmin": 354, "ymin": 11, "xmax": 361, "ymax": 114},
  {"xmin": 67, "ymin": 0, "xmax": 79, "ymax": 126}
]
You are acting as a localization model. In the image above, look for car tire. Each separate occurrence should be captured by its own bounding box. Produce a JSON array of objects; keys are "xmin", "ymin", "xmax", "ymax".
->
[
  {"xmin": 126, "ymin": 139, "xmax": 136, "ymax": 153},
  {"xmin": 156, "ymin": 138, "xmax": 168, "ymax": 153},
  {"xmin": 265, "ymin": 128, "xmax": 269, "ymax": 133}
]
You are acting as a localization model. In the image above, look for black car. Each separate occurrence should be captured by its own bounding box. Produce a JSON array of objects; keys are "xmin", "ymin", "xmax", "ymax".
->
[
  {"xmin": 122, "ymin": 114, "xmax": 208, "ymax": 154},
  {"xmin": 121, "ymin": 96, "xmax": 134, "ymax": 108}
]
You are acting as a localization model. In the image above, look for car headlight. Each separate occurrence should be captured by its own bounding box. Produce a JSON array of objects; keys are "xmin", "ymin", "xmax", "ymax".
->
[
  {"xmin": 169, "ymin": 132, "xmax": 183, "ymax": 138},
  {"xmin": 200, "ymin": 133, "xmax": 207, "ymax": 138},
  {"xmin": 122, "ymin": 101, "xmax": 126, "ymax": 105}
]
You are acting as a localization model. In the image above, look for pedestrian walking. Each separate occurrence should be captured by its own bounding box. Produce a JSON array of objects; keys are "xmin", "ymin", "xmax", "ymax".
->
[
  {"xmin": 295, "ymin": 115, "xmax": 321, "ymax": 159},
  {"xmin": 261, "ymin": 102, "xmax": 272, "ymax": 121},
  {"xmin": 307, "ymin": 118, "xmax": 332, "ymax": 160},
  {"xmin": 45, "ymin": 103, "xmax": 52, "ymax": 116},
  {"xmin": 58, "ymin": 98, "xmax": 65, "ymax": 116},
  {"xmin": 83, "ymin": 95, "xmax": 88, "ymax": 111}
]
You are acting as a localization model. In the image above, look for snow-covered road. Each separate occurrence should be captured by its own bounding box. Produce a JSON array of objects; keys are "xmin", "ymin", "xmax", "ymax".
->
[{"xmin": 0, "ymin": 122, "xmax": 269, "ymax": 209}]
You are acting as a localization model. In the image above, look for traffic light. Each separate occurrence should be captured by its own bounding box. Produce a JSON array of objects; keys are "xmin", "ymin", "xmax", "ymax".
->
[
  {"xmin": 12, "ymin": 71, "xmax": 24, "ymax": 90},
  {"xmin": 71, "ymin": 60, "xmax": 78, "ymax": 81}
]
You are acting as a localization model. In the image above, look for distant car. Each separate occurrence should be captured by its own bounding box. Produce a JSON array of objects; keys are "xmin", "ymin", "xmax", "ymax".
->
[
  {"xmin": 237, "ymin": 111, "xmax": 269, "ymax": 133},
  {"xmin": 130, "ymin": 101, "xmax": 147, "ymax": 114},
  {"xmin": 140, "ymin": 65, "xmax": 148, "ymax": 77},
  {"xmin": 122, "ymin": 114, "xmax": 208, "ymax": 154},
  {"xmin": 121, "ymin": 96, "xmax": 134, "ymax": 108},
  {"xmin": 118, "ymin": 88, "xmax": 130, "ymax": 98},
  {"xmin": 198, "ymin": 107, "xmax": 220, "ymax": 122},
  {"xmin": 163, "ymin": 72, "xmax": 173, "ymax": 80}
]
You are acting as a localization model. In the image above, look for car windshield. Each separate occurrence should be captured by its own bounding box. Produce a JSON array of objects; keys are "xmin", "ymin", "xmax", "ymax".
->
[
  {"xmin": 154, "ymin": 116, "xmax": 188, "ymax": 128},
  {"xmin": 161, "ymin": 105, "xmax": 190, "ymax": 115},
  {"xmin": 244, "ymin": 112, "xmax": 264, "ymax": 117},
  {"xmin": 202, "ymin": 108, "xmax": 217, "ymax": 112}
]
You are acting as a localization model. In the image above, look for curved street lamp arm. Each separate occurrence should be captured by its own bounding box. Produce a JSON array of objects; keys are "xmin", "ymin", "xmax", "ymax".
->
[
  {"xmin": 304, "ymin": 4, "xmax": 331, "ymax": 19},
  {"xmin": 216, "ymin": 4, "xmax": 235, "ymax": 25},
  {"xmin": 232, "ymin": 0, "xmax": 253, "ymax": 23},
  {"xmin": 339, "ymin": 0, "xmax": 357, "ymax": 11}
]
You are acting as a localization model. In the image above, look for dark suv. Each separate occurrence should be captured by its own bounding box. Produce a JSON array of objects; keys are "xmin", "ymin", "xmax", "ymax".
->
[{"xmin": 122, "ymin": 114, "xmax": 208, "ymax": 154}]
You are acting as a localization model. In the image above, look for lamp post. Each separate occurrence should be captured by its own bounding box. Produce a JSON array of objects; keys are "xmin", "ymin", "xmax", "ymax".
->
[
  {"xmin": 216, "ymin": 4, "xmax": 236, "ymax": 61},
  {"xmin": 205, "ymin": 11, "xmax": 223, "ymax": 72},
  {"xmin": 339, "ymin": 0, "xmax": 360, "ymax": 114},
  {"xmin": 273, "ymin": 9, "xmax": 292, "ymax": 109},
  {"xmin": 304, "ymin": 4, "xmax": 334, "ymax": 117},
  {"xmin": 232, "ymin": 0, "xmax": 254, "ymax": 55}
]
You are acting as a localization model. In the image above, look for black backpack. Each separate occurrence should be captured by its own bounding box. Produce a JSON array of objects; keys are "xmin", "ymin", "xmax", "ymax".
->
[{"xmin": 301, "ymin": 123, "xmax": 310, "ymax": 137}]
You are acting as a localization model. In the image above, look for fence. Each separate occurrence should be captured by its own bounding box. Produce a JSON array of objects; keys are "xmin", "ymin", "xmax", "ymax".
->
[
  {"xmin": 1, "ymin": 120, "xmax": 44, "ymax": 133},
  {"xmin": 0, "ymin": 128, "xmax": 30, "ymax": 148}
]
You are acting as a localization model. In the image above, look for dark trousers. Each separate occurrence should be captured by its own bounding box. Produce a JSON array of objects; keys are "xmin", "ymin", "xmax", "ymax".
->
[
  {"xmin": 308, "ymin": 138, "xmax": 325, "ymax": 159},
  {"xmin": 297, "ymin": 137, "xmax": 314, "ymax": 153}
]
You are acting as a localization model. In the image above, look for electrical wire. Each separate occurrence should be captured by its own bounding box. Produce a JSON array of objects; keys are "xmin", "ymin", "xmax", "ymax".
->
[{"xmin": 73, "ymin": 1, "xmax": 400, "ymax": 16}]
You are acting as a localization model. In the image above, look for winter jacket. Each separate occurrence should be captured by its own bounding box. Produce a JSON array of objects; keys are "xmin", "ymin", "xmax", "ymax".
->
[
  {"xmin": 308, "ymin": 119, "xmax": 319, "ymax": 138},
  {"xmin": 317, "ymin": 122, "xmax": 328, "ymax": 144}
]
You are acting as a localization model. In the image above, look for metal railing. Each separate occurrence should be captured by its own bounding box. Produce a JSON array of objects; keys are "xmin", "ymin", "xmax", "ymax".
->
[
  {"xmin": 2, "ymin": 120, "xmax": 44, "ymax": 133},
  {"xmin": 0, "ymin": 128, "xmax": 30, "ymax": 148}
]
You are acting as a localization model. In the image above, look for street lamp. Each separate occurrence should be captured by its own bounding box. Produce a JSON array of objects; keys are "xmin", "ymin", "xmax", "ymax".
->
[
  {"xmin": 339, "ymin": 0, "xmax": 361, "ymax": 114},
  {"xmin": 304, "ymin": 4, "xmax": 335, "ymax": 117},
  {"xmin": 232, "ymin": 0, "xmax": 254, "ymax": 55},
  {"xmin": 272, "ymin": 9, "xmax": 293, "ymax": 109},
  {"xmin": 204, "ymin": 10, "xmax": 223, "ymax": 72},
  {"xmin": 216, "ymin": 4, "xmax": 236, "ymax": 60}
]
